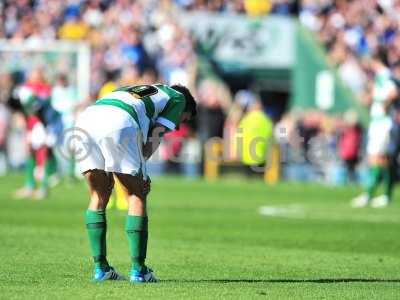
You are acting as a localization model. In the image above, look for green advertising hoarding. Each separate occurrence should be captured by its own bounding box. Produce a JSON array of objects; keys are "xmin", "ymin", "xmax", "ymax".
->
[
  {"xmin": 291, "ymin": 26, "xmax": 368, "ymax": 123},
  {"xmin": 180, "ymin": 12, "xmax": 294, "ymax": 78}
]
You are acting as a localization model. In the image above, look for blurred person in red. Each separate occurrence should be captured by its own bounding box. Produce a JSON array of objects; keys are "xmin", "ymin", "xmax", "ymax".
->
[
  {"xmin": 338, "ymin": 110, "xmax": 362, "ymax": 182},
  {"xmin": 159, "ymin": 123, "xmax": 191, "ymax": 174}
]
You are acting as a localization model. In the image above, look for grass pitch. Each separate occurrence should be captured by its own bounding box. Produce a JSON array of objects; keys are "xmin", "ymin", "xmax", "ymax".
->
[{"xmin": 1, "ymin": 174, "xmax": 400, "ymax": 299}]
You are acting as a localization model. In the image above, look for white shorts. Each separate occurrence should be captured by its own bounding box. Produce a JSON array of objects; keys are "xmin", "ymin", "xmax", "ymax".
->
[
  {"xmin": 73, "ymin": 105, "xmax": 146, "ymax": 177},
  {"xmin": 366, "ymin": 119, "xmax": 392, "ymax": 156}
]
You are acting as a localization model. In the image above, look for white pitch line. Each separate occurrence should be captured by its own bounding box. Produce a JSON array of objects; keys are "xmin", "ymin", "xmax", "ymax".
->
[
  {"xmin": 258, "ymin": 205, "xmax": 400, "ymax": 223},
  {"xmin": 258, "ymin": 205, "xmax": 306, "ymax": 219}
]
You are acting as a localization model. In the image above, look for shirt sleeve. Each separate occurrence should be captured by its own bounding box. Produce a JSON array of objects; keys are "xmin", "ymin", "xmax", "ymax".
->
[
  {"xmin": 156, "ymin": 97, "xmax": 185, "ymax": 130},
  {"xmin": 387, "ymin": 79, "xmax": 396, "ymax": 94}
]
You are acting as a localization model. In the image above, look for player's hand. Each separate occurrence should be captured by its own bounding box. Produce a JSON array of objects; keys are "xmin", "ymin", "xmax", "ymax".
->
[
  {"xmin": 142, "ymin": 177, "xmax": 151, "ymax": 196},
  {"xmin": 107, "ymin": 172, "xmax": 115, "ymax": 192}
]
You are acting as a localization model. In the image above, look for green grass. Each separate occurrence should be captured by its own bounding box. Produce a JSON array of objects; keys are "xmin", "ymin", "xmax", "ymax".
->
[{"xmin": 1, "ymin": 174, "xmax": 400, "ymax": 299}]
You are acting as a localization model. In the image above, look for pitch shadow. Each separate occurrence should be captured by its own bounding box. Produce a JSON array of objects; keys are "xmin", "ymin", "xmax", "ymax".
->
[{"xmin": 162, "ymin": 278, "xmax": 400, "ymax": 284}]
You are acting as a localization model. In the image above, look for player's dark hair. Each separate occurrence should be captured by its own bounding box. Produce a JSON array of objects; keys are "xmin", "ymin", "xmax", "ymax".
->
[
  {"xmin": 171, "ymin": 84, "xmax": 197, "ymax": 118},
  {"xmin": 373, "ymin": 47, "xmax": 389, "ymax": 67}
]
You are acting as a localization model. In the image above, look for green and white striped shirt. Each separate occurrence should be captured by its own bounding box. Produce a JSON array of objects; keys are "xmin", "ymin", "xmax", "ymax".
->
[
  {"xmin": 371, "ymin": 69, "xmax": 396, "ymax": 123},
  {"xmin": 95, "ymin": 84, "xmax": 186, "ymax": 141}
]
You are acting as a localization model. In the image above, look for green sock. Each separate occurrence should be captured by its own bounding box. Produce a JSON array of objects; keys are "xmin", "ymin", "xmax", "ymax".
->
[
  {"xmin": 47, "ymin": 153, "xmax": 57, "ymax": 176},
  {"xmin": 126, "ymin": 215, "xmax": 148, "ymax": 272},
  {"xmin": 85, "ymin": 210, "xmax": 109, "ymax": 270},
  {"xmin": 382, "ymin": 166, "xmax": 393, "ymax": 200},
  {"xmin": 25, "ymin": 155, "xmax": 36, "ymax": 189},
  {"xmin": 41, "ymin": 156, "xmax": 55, "ymax": 191},
  {"xmin": 366, "ymin": 166, "xmax": 383, "ymax": 200}
]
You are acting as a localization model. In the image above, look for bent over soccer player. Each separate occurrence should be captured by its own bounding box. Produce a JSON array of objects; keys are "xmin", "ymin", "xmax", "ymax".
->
[{"xmin": 74, "ymin": 84, "xmax": 196, "ymax": 282}]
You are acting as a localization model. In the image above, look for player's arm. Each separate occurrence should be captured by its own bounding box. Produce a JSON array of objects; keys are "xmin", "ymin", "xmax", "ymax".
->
[
  {"xmin": 142, "ymin": 123, "xmax": 168, "ymax": 160},
  {"xmin": 384, "ymin": 81, "xmax": 398, "ymax": 111},
  {"xmin": 142, "ymin": 94, "xmax": 186, "ymax": 160}
]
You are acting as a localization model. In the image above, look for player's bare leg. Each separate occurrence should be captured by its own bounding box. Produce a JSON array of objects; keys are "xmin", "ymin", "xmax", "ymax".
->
[
  {"xmin": 114, "ymin": 173, "xmax": 147, "ymax": 215},
  {"xmin": 85, "ymin": 169, "xmax": 114, "ymax": 210},
  {"xmin": 114, "ymin": 172, "xmax": 156, "ymax": 283},
  {"xmin": 83, "ymin": 169, "xmax": 123, "ymax": 281}
]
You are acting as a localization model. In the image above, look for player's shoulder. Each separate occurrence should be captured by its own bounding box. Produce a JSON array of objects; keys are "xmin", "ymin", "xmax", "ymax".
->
[{"xmin": 154, "ymin": 84, "xmax": 185, "ymax": 102}]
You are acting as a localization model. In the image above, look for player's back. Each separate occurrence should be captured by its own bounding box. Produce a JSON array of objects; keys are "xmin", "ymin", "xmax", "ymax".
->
[
  {"xmin": 113, "ymin": 84, "xmax": 185, "ymax": 129},
  {"xmin": 97, "ymin": 84, "xmax": 185, "ymax": 140},
  {"xmin": 76, "ymin": 103, "xmax": 137, "ymax": 141}
]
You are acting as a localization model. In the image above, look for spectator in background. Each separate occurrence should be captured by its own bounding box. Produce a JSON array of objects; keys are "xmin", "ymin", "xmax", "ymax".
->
[
  {"xmin": 98, "ymin": 71, "xmax": 119, "ymax": 98},
  {"xmin": 175, "ymin": 0, "xmax": 244, "ymax": 12},
  {"xmin": 0, "ymin": 104, "xmax": 11, "ymax": 176},
  {"xmin": 296, "ymin": 110, "xmax": 321, "ymax": 162},
  {"xmin": 58, "ymin": 14, "xmax": 89, "ymax": 40},
  {"xmin": 51, "ymin": 74, "xmax": 78, "ymax": 178},
  {"xmin": 271, "ymin": 0, "xmax": 297, "ymax": 15},
  {"xmin": 24, "ymin": 68, "xmax": 52, "ymax": 100},
  {"xmin": 175, "ymin": 0, "xmax": 297, "ymax": 15},
  {"xmin": 52, "ymin": 74, "xmax": 77, "ymax": 128},
  {"xmin": 224, "ymin": 90, "xmax": 256, "ymax": 161},
  {"xmin": 196, "ymin": 79, "xmax": 231, "ymax": 144},
  {"xmin": 244, "ymin": 0, "xmax": 272, "ymax": 16},
  {"xmin": 281, "ymin": 111, "xmax": 323, "ymax": 182},
  {"xmin": 315, "ymin": 115, "xmax": 341, "ymax": 184},
  {"xmin": 237, "ymin": 96, "xmax": 273, "ymax": 175},
  {"xmin": 338, "ymin": 110, "xmax": 362, "ymax": 181},
  {"xmin": 0, "ymin": 73, "xmax": 12, "ymax": 176},
  {"xmin": 159, "ymin": 123, "xmax": 191, "ymax": 174}
]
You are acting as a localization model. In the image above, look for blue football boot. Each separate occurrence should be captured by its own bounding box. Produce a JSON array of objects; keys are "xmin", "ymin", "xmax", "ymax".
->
[
  {"xmin": 129, "ymin": 267, "xmax": 157, "ymax": 283},
  {"xmin": 93, "ymin": 266, "xmax": 124, "ymax": 282}
]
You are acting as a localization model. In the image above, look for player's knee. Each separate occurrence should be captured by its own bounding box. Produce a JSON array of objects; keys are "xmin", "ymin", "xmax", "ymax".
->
[
  {"xmin": 90, "ymin": 195, "xmax": 108, "ymax": 210},
  {"xmin": 127, "ymin": 194, "xmax": 146, "ymax": 207}
]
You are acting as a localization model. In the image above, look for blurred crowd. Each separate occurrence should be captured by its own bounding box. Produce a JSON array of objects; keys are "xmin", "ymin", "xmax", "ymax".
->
[
  {"xmin": 1, "ymin": 0, "xmax": 198, "ymax": 95},
  {"xmin": 300, "ymin": 0, "xmax": 400, "ymax": 99},
  {"xmin": 176, "ymin": 0, "xmax": 297, "ymax": 15},
  {"xmin": 0, "ymin": 0, "xmax": 297, "ymax": 95}
]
